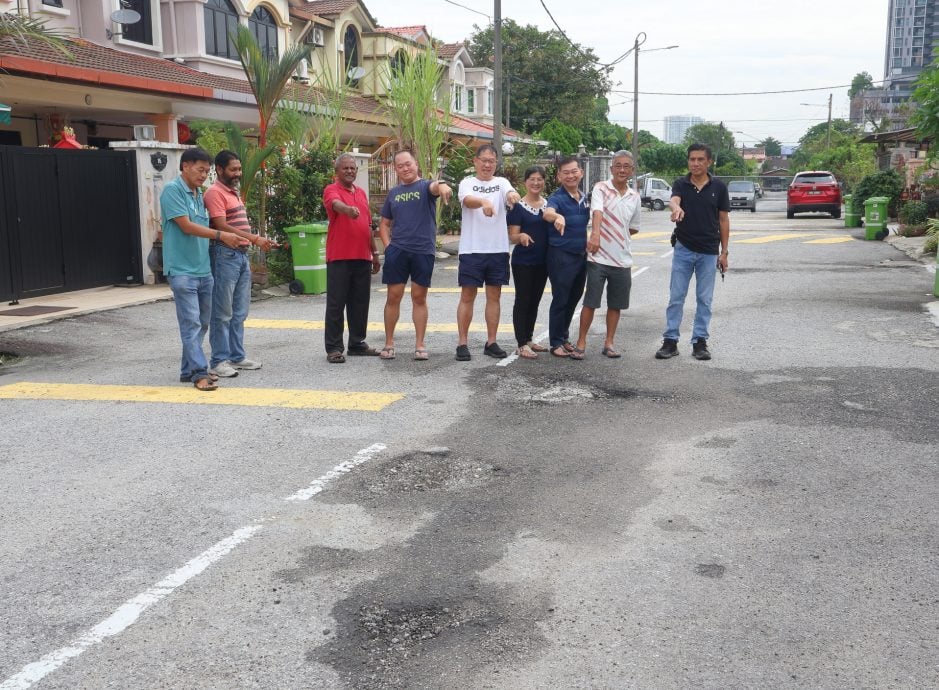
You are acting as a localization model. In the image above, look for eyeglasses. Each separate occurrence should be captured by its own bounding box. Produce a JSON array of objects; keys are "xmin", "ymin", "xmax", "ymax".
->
[{"xmin": 612, "ymin": 164, "xmax": 634, "ymax": 170}]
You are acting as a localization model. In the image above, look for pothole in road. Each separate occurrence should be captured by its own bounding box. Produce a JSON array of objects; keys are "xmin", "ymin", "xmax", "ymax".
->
[
  {"xmin": 339, "ymin": 448, "xmax": 500, "ymax": 498},
  {"xmin": 0, "ymin": 351, "xmax": 20, "ymax": 366},
  {"xmin": 489, "ymin": 372, "xmax": 672, "ymax": 406}
]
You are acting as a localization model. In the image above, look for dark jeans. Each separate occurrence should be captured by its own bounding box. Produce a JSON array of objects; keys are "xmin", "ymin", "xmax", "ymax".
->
[
  {"xmin": 546, "ymin": 248, "xmax": 587, "ymax": 348},
  {"xmin": 325, "ymin": 259, "xmax": 372, "ymax": 353},
  {"xmin": 511, "ymin": 262, "xmax": 548, "ymax": 346}
]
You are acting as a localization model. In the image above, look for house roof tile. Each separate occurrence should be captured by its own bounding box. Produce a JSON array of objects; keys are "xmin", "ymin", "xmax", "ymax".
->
[
  {"xmin": 293, "ymin": 1, "xmax": 356, "ymax": 19},
  {"xmin": 0, "ymin": 37, "xmax": 386, "ymax": 119},
  {"xmin": 437, "ymin": 42, "xmax": 465, "ymax": 59}
]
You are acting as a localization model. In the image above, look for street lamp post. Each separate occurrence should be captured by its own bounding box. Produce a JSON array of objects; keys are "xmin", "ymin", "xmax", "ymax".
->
[
  {"xmin": 799, "ymin": 93, "xmax": 833, "ymax": 150},
  {"xmin": 632, "ymin": 34, "xmax": 678, "ymax": 193}
]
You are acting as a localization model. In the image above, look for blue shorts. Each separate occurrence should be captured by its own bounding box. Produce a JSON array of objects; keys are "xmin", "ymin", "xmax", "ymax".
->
[
  {"xmin": 458, "ymin": 252, "xmax": 510, "ymax": 287},
  {"xmin": 381, "ymin": 244, "xmax": 435, "ymax": 287}
]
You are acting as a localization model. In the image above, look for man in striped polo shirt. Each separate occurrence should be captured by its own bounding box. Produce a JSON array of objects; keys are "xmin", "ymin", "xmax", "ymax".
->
[
  {"xmin": 204, "ymin": 150, "xmax": 275, "ymax": 378},
  {"xmin": 572, "ymin": 150, "xmax": 641, "ymax": 359}
]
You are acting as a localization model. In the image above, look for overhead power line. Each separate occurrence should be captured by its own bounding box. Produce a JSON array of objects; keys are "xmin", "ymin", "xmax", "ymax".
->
[
  {"xmin": 442, "ymin": 0, "xmax": 490, "ymax": 20},
  {"xmin": 609, "ymin": 80, "xmax": 888, "ymax": 97}
]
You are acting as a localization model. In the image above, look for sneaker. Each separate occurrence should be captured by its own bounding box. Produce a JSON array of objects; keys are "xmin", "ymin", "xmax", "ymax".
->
[
  {"xmin": 483, "ymin": 341, "xmax": 508, "ymax": 358},
  {"xmin": 455, "ymin": 344, "xmax": 472, "ymax": 361},
  {"xmin": 654, "ymin": 339, "xmax": 679, "ymax": 359},
  {"xmin": 692, "ymin": 339, "xmax": 711, "ymax": 361},
  {"xmin": 231, "ymin": 358, "xmax": 262, "ymax": 370},
  {"xmin": 210, "ymin": 361, "xmax": 239, "ymax": 377}
]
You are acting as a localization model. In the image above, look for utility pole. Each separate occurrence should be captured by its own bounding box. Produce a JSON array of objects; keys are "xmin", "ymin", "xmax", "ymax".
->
[
  {"xmin": 826, "ymin": 92, "xmax": 832, "ymax": 151},
  {"xmin": 632, "ymin": 32, "xmax": 644, "ymax": 193},
  {"xmin": 492, "ymin": 0, "xmax": 503, "ymax": 157},
  {"xmin": 505, "ymin": 73, "xmax": 511, "ymax": 129}
]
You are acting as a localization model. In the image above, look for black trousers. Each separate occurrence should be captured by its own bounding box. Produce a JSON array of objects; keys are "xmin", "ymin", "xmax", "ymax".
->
[
  {"xmin": 324, "ymin": 259, "xmax": 371, "ymax": 353},
  {"xmin": 511, "ymin": 262, "xmax": 548, "ymax": 346}
]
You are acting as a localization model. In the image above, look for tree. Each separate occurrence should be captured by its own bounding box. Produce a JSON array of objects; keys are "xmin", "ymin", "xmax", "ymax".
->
[
  {"xmin": 382, "ymin": 44, "xmax": 449, "ymax": 178},
  {"xmin": 537, "ymin": 118, "xmax": 582, "ymax": 155},
  {"xmin": 469, "ymin": 19, "xmax": 612, "ymax": 133},
  {"xmin": 758, "ymin": 137, "xmax": 782, "ymax": 157},
  {"xmin": 0, "ymin": 11, "xmax": 72, "ymax": 57},
  {"xmin": 848, "ymin": 71, "xmax": 874, "ymax": 99},
  {"xmin": 231, "ymin": 25, "xmax": 311, "ymax": 237},
  {"xmin": 684, "ymin": 122, "xmax": 735, "ymax": 154},
  {"xmin": 582, "ymin": 98, "xmax": 629, "ymax": 152},
  {"xmin": 912, "ymin": 57, "xmax": 939, "ymax": 144},
  {"xmin": 639, "ymin": 143, "xmax": 687, "ymax": 177},
  {"xmin": 790, "ymin": 119, "xmax": 860, "ymax": 170}
]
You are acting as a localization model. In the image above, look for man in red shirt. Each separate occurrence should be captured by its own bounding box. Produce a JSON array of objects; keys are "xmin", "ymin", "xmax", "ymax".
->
[{"xmin": 322, "ymin": 153, "xmax": 381, "ymax": 363}]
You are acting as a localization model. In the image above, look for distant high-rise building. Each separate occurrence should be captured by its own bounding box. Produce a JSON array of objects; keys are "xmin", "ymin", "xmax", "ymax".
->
[
  {"xmin": 867, "ymin": 0, "xmax": 939, "ymax": 129},
  {"xmin": 664, "ymin": 115, "xmax": 704, "ymax": 144}
]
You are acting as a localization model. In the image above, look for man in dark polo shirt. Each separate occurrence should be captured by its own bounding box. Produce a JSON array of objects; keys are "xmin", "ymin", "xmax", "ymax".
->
[
  {"xmin": 543, "ymin": 156, "xmax": 590, "ymax": 359},
  {"xmin": 655, "ymin": 143, "xmax": 730, "ymax": 361}
]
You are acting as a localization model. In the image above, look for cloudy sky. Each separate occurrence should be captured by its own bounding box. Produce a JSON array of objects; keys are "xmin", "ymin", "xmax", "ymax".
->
[{"xmin": 364, "ymin": 0, "xmax": 889, "ymax": 147}]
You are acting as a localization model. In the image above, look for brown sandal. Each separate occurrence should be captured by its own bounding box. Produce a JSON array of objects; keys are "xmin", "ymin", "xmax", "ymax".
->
[{"xmin": 194, "ymin": 377, "xmax": 218, "ymax": 391}]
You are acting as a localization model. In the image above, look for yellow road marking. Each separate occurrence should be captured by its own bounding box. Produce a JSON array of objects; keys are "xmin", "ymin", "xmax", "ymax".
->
[
  {"xmin": 0, "ymin": 382, "xmax": 402, "ymax": 412},
  {"xmin": 804, "ymin": 237, "xmax": 854, "ymax": 244},
  {"xmin": 736, "ymin": 233, "xmax": 819, "ymax": 244},
  {"xmin": 246, "ymin": 319, "xmax": 516, "ymax": 333}
]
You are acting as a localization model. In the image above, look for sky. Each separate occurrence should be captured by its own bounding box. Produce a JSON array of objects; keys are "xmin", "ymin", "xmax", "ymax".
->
[{"xmin": 363, "ymin": 0, "xmax": 889, "ymax": 148}]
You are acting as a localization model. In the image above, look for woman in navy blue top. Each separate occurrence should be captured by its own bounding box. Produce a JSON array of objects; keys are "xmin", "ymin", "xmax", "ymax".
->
[{"xmin": 507, "ymin": 166, "xmax": 552, "ymax": 358}]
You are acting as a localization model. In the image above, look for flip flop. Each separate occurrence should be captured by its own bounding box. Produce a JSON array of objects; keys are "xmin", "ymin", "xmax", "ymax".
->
[
  {"xmin": 413, "ymin": 348, "xmax": 428, "ymax": 361},
  {"xmin": 380, "ymin": 346, "xmax": 396, "ymax": 360},
  {"xmin": 327, "ymin": 351, "xmax": 346, "ymax": 364},
  {"xmin": 517, "ymin": 345, "xmax": 538, "ymax": 359},
  {"xmin": 529, "ymin": 342, "xmax": 549, "ymax": 352},
  {"xmin": 562, "ymin": 341, "xmax": 576, "ymax": 353},
  {"xmin": 193, "ymin": 377, "xmax": 218, "ymax": 391},
  {"xmin": 569, "ymin": 346, "xmax": 586, "ymax": 360},
  {"xmin": 601, "ymin": 347, "xmax": 622, "ymax": 359},
  {"xmin": 551, "ymin": 346, "xmax": 570, "ymax": 358}
]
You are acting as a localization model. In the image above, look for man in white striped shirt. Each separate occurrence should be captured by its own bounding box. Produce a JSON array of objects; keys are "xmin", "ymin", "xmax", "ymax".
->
[{"xmin": 573, "ymin": 150, "xmax": 641, "ymax": 359}]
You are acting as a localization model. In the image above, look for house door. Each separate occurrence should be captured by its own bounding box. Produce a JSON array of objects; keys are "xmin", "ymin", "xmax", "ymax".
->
[{"xmin": 0, "ymin": 146, "xmax": 142, "ymax": 303}]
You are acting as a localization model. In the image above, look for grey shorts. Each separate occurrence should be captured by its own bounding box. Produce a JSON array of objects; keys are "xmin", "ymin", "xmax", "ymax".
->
[{"xmin": 583, "ymin": 261, "xmax": 631, "ymax": 310}]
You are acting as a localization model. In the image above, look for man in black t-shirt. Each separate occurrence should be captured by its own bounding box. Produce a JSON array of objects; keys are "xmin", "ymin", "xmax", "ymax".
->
[{"xmin": 655, "ymin": 143, "xmax": 730, "ymax": 361}]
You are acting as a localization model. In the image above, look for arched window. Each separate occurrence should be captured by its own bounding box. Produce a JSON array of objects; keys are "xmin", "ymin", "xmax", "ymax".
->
[
  {"xmin": 249, "ymin": 6, "xmax": 279, "ymax": 59},
  {"xmin": 390, "ymin": 50, "xmax": 407, "ymax": 79},
  {"xmin": 343, "ymin": 25, "xmax": 360, "ymax": 86},
  {"xmin": 204, "ymin": 0, "xmax": 239, "ymax": 60}
]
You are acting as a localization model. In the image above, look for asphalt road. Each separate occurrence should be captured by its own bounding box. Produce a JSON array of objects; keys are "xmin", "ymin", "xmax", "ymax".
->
[{"xmin": 1, "ymin": 202, "xmax": 937, "ymax": 689}]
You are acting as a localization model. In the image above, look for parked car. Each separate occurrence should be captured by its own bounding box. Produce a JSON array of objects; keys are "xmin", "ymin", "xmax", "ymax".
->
[
  {"xmin": 727, "ymin": 180, "xmax": 757, "ymax": 212},
  {"xmin": 787, "ymin": 171, "xmax": 842, "ymax": 219},
  {"xmin": 630, "ymin": 176, "xmax": 672, "ymax": 210}
]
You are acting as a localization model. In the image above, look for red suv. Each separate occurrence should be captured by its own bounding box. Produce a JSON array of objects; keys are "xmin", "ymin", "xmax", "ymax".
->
[{"xmin": 787, "ymin": 171, "xmax": 842, "ymax": 219}]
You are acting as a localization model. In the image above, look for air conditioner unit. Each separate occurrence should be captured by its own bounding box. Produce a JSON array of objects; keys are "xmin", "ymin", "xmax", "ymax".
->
[
  {"xmin": 133, "ymin": 124, "xmax": 157, "ymax": 141},
  {"xmin": 305, "ymin": 27, "xmax": 325, "ymax": 47}
]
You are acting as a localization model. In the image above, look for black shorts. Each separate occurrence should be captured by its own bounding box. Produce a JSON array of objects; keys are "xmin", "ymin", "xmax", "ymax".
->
[
  {"xmin": 381, "ymin": 244, "xmax": 435, "ymax": 287},
  {"xmin": 457, "ymin": 252, "xmax": 510, "ymax": 287}
]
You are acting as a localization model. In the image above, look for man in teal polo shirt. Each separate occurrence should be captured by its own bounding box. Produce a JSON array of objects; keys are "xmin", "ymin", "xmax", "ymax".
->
[{"xmin": 160, "ymin": 148, "xmax": 247, "ymax": 390}]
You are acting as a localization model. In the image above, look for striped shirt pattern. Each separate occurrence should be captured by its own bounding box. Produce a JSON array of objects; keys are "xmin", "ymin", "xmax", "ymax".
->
[
  {"xmin": 204, "ymin": 180, "xmax": 251, "ymax": 234},
  {"xmin": 589, "ymin": 180, "xmax": 641, "ymax": 268}
]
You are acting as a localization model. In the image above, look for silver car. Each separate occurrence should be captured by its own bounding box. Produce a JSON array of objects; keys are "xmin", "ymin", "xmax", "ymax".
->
[{"xmin": 728, "ymin": 180, "xmax": 757, "ymax": 213}]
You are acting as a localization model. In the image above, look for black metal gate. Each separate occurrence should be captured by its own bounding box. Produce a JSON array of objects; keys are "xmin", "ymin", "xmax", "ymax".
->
[{"xmin": 0, "ymin": 146, "xmax": 142, "ymax": 303}]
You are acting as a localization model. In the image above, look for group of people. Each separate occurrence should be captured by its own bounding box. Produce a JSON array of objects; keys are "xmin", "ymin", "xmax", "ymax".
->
[
  {"xmin": 160, "ymin": 142, "xmax": 729, "ymax": 389},
  {"xmin": 323, "ymin": 142, "xmax": 730, "ymax": 365}
]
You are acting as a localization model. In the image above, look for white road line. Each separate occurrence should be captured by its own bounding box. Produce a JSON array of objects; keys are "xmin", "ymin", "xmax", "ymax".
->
[
  {"xmin": 283, "ymin": 443, "xmax": 386, "ymax": 501},
  {"xmin": 2, "ymin": 444, "xmax": 387, "ymax": 690}
]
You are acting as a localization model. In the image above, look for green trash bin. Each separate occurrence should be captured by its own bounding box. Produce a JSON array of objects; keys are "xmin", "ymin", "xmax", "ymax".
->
[
  {"xmin": 284, "ymin": 222, "xmax": 328, "ymax": 294},
  {"xmin": 863, "ymin": 196, "xmax": 889, "ymax": 240},
  {"xmin": 843, "ymin": 194, "xmax": 861, "ymax": 228}
]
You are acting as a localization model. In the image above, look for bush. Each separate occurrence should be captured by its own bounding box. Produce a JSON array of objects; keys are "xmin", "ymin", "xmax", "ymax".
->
[
  {"xmin": 852, "ymin": 169, "xmax": 904, "ymax": 217},
  {"xmin": 923, "ymin": 192, "xmax": 939, "ymax": 218},
  {"xmin": 925, "ymin": 219, "xmax": 939, "ymax": 254},
  {"xmin": 899, "ymin": 200, "xmax": 928, "ymax": 226}
]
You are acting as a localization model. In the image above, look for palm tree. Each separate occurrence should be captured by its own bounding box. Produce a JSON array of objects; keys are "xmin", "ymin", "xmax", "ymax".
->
[
  {"xmin": 0, "ymin": 11, "xmax": 72, "ymax": 58},
  {"xmin": 230, "ymin": 25, "xmax": 311, "ymax": 239}
]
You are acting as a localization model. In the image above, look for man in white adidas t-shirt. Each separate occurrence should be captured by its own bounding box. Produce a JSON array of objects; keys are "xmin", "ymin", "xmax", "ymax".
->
[
  {"xmin": 455, "ymin": 144, "xmax": 521, "ymax": 361},
  {"xmin": 573, "ymin": 150, "xmax": 641, "ymax": 359}
]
